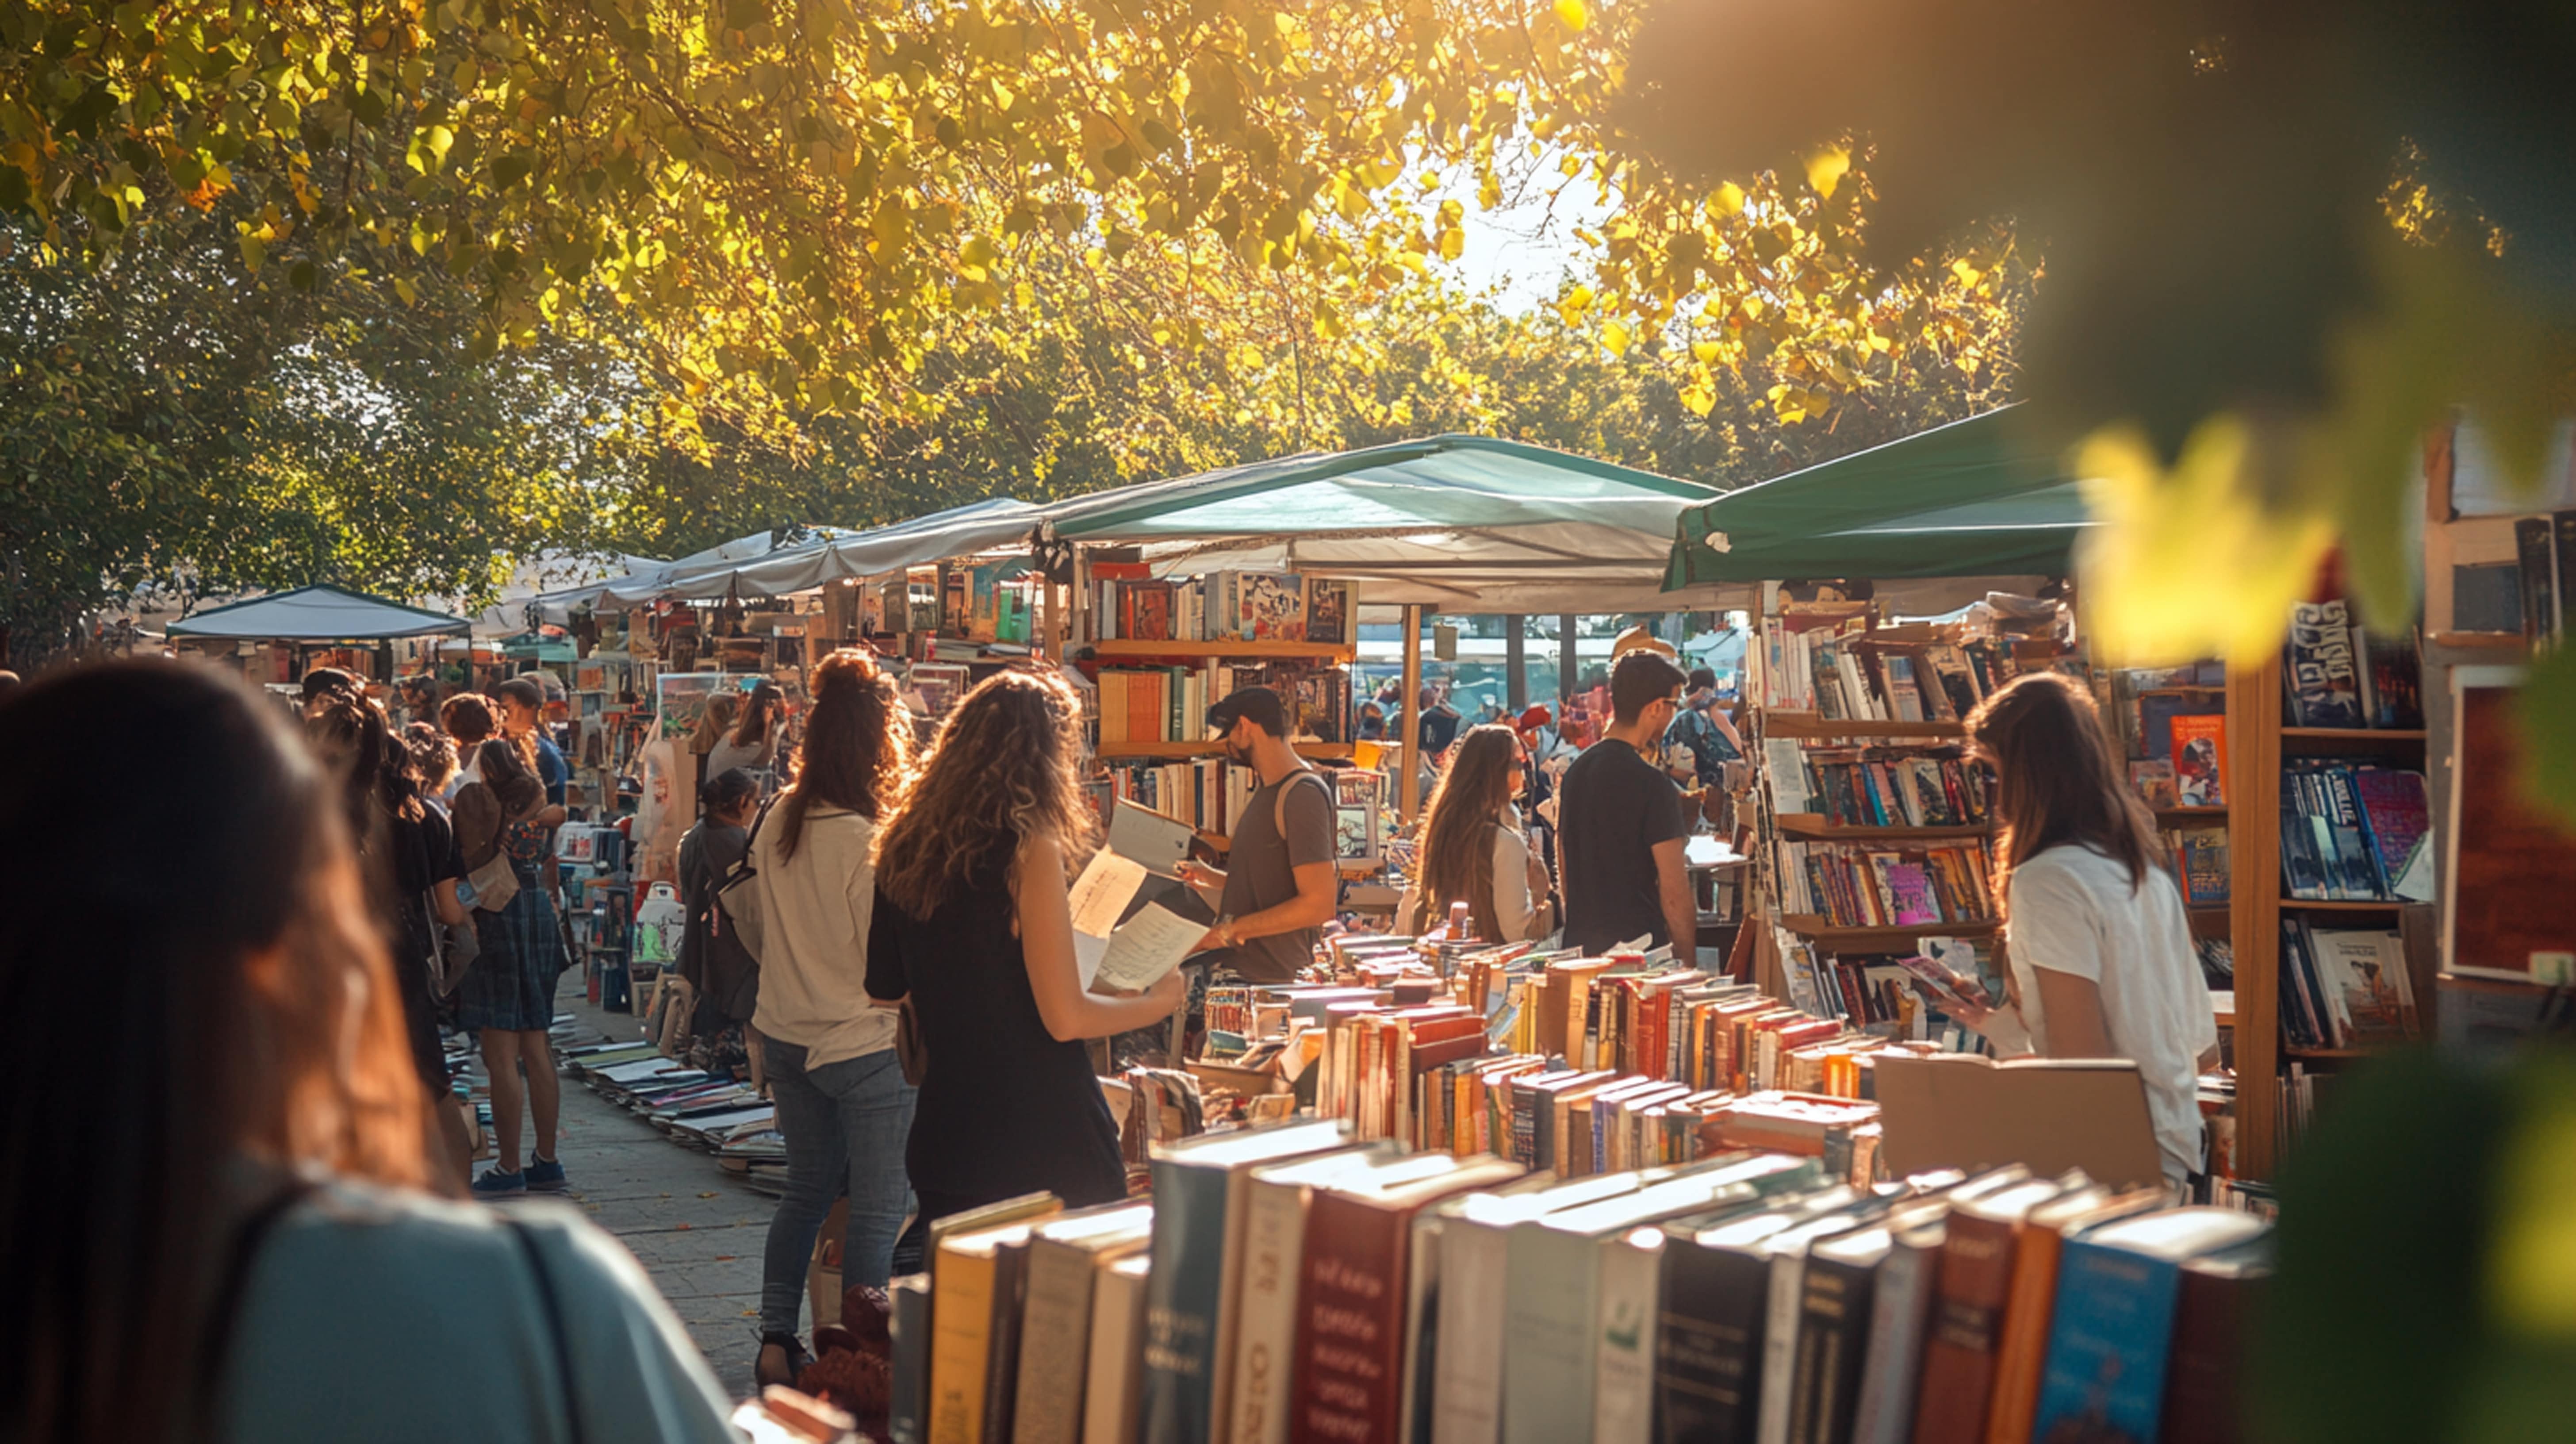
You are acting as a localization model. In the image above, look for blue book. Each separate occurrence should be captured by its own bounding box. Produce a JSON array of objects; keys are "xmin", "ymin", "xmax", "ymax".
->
[
  {"xmin": 1138, "ymin": 1119, "xmax": 1348, "ymax": 1444},
  {"xmin": 2032, "ymin": 1209, "xmax": 2269, "ymax": 1444}
]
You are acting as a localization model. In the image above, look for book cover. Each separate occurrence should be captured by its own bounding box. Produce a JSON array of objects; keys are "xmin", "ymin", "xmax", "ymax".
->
[
  {"xmin": 1648, "ymin": 1182, "xmax": 1854, "ymax": 1444},
  {"xmin": 2169, "ymin": 714, "xmax": 2227, "ymax": 808},
  {"xmin": 1141, "ymin": 1119, "xmax": 1352, "ymax": 1444},
  {"xmin": 1291, "ymin": 1158, "xmax": 1525, "ymax": 1444},
  {"xmin": 1982, "ymin": 1187, "xmax": 2165, "ymax": 1444},
  {"xmin": 983, "ymin": 1230, "xmax": 1040, "ymax": 1444},
  {"xmin": 2282, "ymin": 601, "xmax": 2364, "ymax": 727},
  {"xmin": 2303, "ymin": 927, "xmax": 2416, "ymax": 1041},
  {"xmin": 2157, "ymin": 1238, "xmax": 2273, "ymax": 1444},
  {"xmin": 1307, "ymin": 579, "xmax": 1353, "ymax": 645},
  {"xmin": 1229, "ymin": 1147, "xmax": 1406, "ymax": 1444},
  {"xmin": 2350, "ymin": 767, "xmax": 2434, "ymax": 902},
  {"xmin": 2128, "ymin": 760, "xmax": 2179, "ymax": 809},
  {"xmin": 1751, "ymin": 1200, "xmax": 1891, "ymax": 1444},
  {"xmin": 1908, "ymin": 1177, "xmax": 2067, "ymax": 1444},
  {"xmin": 2029, "ymin": 1210, "xmax": 2269, "ymax": 1444},
  {"xmin": 932, "ymin": 1219, "xmax": 1045, "ymax": 1444},
  {"xmin": 1238, "ymin": 573, "xmax": 1308, "ymax": 642},
  {"xmin": 1084, "ymin": 1255, "xmax": 1155, "ymax": 1444},
  {"xmin": 2175, "ymin": 829, "xmax": 2230, "ymax": 908},
  {"xmin": 2515, "ymin": 515, "xmax": 2558, "ymax": 642},
  {"xmin": 1015, "ymin": 1204, "xmax": 1157, "ymax": 1444},
  {"xmin": 1846, "ymin": 1215, "xmax": 1948, "ymax": 1444}
]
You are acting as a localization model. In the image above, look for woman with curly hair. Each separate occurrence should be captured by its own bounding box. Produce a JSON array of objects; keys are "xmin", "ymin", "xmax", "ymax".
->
[
  {"xmin": 749, "ymin": 649, "xmax": 918, "ymax": 1388},
  {"xmin": 867, "ymin": 669, "xmax": 1185, "ymax": 1253}
]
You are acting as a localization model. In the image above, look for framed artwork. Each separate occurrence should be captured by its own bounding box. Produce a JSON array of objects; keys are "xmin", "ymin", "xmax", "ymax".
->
[{"xmin": 655, "ymin": 672, "xmax": 726, "ymax": 740}]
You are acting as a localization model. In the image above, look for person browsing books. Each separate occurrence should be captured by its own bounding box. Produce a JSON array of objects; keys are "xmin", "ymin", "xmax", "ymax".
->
[
  {"xmin": 0, "ymin": 661, "xmax": 737, "ymax": 1444},
  {"xmin": 1398, "ymin": 723, "xmax": 1555, "ymax": 942},
  {"xmin": 1173, "ymin": 684, "xmax": 1340, "ymax": 985},
  {"xmin": 1937, "ymin": 672, "xmax": 2221, "ymax": 1191},
  {"xmin": 707, "ymin": 678, "xmax": 784, "ymax": 779},
  {"xmin": 747, "ymin": 649, "xmax": 919, "ymax": 1390},
  {"xmin": 867, "ymin": 671, "xmax": 1186, "ymax": 1259},
  {"xmin": 676, "ymin": 768, "xmax": 760, "ymax": 1039},
  {"xmin": 1556, "ymin": 650, "xmax": 1699, "ymax": 956}
]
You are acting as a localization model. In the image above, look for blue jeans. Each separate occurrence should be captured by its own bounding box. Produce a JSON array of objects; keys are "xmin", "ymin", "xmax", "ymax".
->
[{"xmin": 759, "ymin": 1038, "xmax": 917, "ymax": 1338}]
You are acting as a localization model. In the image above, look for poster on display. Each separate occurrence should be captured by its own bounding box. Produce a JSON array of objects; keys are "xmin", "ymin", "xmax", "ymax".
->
[
  {"xmin": 656, "ymin": 672, "xmax": 727, "ymax": 739},
  {"xmin": 910, "ymin": 662, "xmax": 970, "ymax": 716}
]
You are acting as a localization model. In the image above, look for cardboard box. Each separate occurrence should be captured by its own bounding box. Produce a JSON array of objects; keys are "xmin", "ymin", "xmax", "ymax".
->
[{"xmin": 1872, "ymin": 1054, "xmax": 2163, "ymax": 1189}]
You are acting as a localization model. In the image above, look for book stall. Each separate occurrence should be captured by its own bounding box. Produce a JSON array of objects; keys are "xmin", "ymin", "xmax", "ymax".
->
[{"xmin": 161, "ymin": 583, "xmax": 475, "ymax": 711}]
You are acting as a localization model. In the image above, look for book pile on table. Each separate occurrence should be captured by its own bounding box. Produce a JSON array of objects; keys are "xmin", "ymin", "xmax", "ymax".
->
[{"xmin": 878, "ymin": 1121, "xmax": 2273, "ymax": 1444}]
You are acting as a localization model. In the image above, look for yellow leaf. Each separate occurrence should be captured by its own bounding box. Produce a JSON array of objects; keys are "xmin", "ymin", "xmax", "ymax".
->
[
  {"xmin": 1438, "ymin": 226, "xmax": 1464, "ymax": 262},
  {"xmin": 1601, "ymin": 319, "xmax": 1630, "ymax": 355},
  {"xmin": 1804, "ymin": 146, "xmax": 1850, "ymax": 200},
  {"xmin": 2074, "ymin": 416, "xmax": 2338, "ymax": 666},
  {"xmin": 1552, "ymin": 0, "xmax": 1588, "ymax": 32},
  {"xmin": 1690, "ymin": 340, "xmax": 1721, "ymax": 363},
  {"xmin": 1711, "ymin": 182, "xmax": 1745, "ymax": 217}
]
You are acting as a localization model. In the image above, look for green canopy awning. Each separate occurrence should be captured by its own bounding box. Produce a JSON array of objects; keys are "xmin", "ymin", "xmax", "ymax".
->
[{"xmin": 1663, "ymin": 407, "xmax": 2096, "ymax": 589}]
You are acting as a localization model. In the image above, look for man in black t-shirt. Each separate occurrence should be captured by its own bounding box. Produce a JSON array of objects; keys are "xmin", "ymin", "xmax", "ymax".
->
[{"xmin": 1556, "ymin": 650, "xmax": 1698, "ymax": 956}]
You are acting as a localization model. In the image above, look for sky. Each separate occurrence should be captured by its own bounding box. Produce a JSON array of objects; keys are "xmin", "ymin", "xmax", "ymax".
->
[{"xmin": 1433, "ymin": 161, "xmax": 1612, "ymax": 314}]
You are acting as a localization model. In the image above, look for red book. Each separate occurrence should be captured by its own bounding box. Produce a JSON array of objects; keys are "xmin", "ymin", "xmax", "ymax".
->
[
  {"xmin": 1912, "ymin": 1177, "xmax": 2068, "ymax": 1444},
  {"xmin": 1288, "ymin": 1158, "xmax": 1523, "ymax": 1444}
]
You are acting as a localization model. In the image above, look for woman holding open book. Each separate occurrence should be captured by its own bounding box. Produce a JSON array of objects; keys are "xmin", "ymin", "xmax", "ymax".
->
[
  {"xmin": 0, "ymin": 661, "xmax": 735, "ymax": 1444},
  {"xmin": 867, "ymin": 670, "xmax": 1186, "ymax": 1260},
  {"xmin": 1400, "ymin": 723, "xmax": 1555, "ymax": 943},
  {"xmin": 1940, "ymin": 672, "xmax": 2220, "ymax": 1192},
  {"xmin": 749, "ymin": 649, "xmax": 918, "ymax": 1390}
]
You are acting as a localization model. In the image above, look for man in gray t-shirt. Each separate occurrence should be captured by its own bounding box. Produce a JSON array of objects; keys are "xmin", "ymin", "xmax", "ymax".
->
[{"xmin": 1178, "ymin": 686, "xmax": 1340, "ymax": 985}]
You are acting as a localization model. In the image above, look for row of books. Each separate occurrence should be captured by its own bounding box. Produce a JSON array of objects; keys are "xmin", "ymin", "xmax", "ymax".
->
[
  {"xmin": 2125, "ymin": 708, "xmax": 2228, "ymax": 808},
  {"xmin": 1091, "ymin": 664, "xmax": 1357, "ymax": 746},
  {"xmin": 1095, "ymin": 762, "xmax": 1384, "ymax": 860},
  {"xmin": 1788, "ymin": 745, "xmax": 1991, "ymax": 828},
  {"xmin": 1086, "ymin": 564, "xmax": 1354, "ymax": 645},
  {"xmin": 2277, "ymin": 919, "xmax": 2418, "ymax": 1049},
  {"xmin": 1761, "ymin": 615, "xmax": 2031, "ymax": 723},
  {"xmin": 2281, "ymin": 598, "xmax": 2423, "ymax": 729},
  {"xmin": 2278, "ymin": 761, "xmax": 2433, "ymax": 902},
  {"xmin": 1776, "ymin": 840, "xmax": 2000, "ymax": 929},
  {"xmin": 2160, "ymin": 825, "xmax": 2229, "ymax": 908},
  {"xmin": 889, "ymin": 1127, "xmax": 2272, "ymax": 1444}
]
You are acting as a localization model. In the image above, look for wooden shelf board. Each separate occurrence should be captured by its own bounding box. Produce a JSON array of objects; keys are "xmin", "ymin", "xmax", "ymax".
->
[
  {"xmin": 1096, "ymin": 740, "xmax": 1354, "ymax": 760},
  {"xmin": 2283, "ymin": 1046, "xmax": 2375, "ymax": 1059},
  {"xmin": 2429, "ymin": 631, "xmax": 2530, "ymax": 652},
  {"xmin": 2279, "ymin": 727, "xmax": 2427, "ymax": 752},
  {"xmin": 1779, "ymin": 915, "xmax": 2001, "ymax": 949},
  {"xmin": 1775, "ymin": 814, "xmax": 1992, "ymax": 841},
  {"xmin": 1763, "ymin": 711, "xmax": 1965, "ymax": 740},
  {"xmin": 1089, "ymin": 638, "xmax": 1355, "ymax": 661},
  {"xmin": 2279, "ymin": 897, "xmax": 2410, "ymax": 910},
  {"xmin": 2157, "ymin": 806, "xmax": 2230, "ymax": 818}
]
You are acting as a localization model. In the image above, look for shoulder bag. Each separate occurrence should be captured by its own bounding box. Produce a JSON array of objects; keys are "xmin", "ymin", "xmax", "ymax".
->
[{"xmin": 710, "ymin": 795, "xmax": 782, "ymax": 963}]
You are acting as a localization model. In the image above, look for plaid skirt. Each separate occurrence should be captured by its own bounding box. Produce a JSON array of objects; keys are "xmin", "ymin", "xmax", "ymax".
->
[{"xmin": 458, "ymin": 863, "xmax": 566, "ymax": 1033}]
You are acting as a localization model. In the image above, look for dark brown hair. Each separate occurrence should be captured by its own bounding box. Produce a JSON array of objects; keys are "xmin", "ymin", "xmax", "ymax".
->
[
  {"xmin": 1965, "ymin": 670, "xmax": 2159, "ymax": 909},
  {"xmin": 873, "ymin": 668, "xmax": 1096, "ymax": 918},
  {"xmin": 733, "ymin": 679, "xmax": 785, "ymax": 748},
  {"xmin": 1414, "ymin": 724, "xmax": 1522, "ymax": 939},
  {"xmin": 440, "ymin": 691, "xmax": 497, "ymax": 745},
  {"xmin": 1610, "ymin": 650, "xmax": 1688, "ymax": 726},
  {"xmin": 776, "ymin": 650, "xmax": 912, "ymax": 860},
  {"xmin": 403, "ymin": 721, "xmax": 459, "ymax": 795},
  {"xmin": 0, "ymin": 661, "xmax": 429, "ymax": 1444}
]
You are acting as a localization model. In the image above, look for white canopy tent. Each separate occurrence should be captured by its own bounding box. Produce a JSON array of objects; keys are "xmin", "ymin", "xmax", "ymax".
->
[
  {"xmin": 531, "ymin": 499, "xmax": 1041, "ymax": 611},
  {"xmin": 164, "ymin": 584, "xmax": 472, "ymax": 641},
  {"xmin": 1037, "ymin": 434, "xmax": 1731, "ymax": 614}
]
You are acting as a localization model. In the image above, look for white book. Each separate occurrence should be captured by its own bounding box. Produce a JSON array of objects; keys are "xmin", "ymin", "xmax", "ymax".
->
[
  {"xmin": 1080, "ymin": 1254, "xmax": 1154, "ymax": 1444},
  {"xmin": 1588, "ymin": 1226, "xmax": 1666, "ymax": 1444},
  {"xmin": 1224, "ymin": 1147, "xmax": 1411, "ymax": 1444},
  {"xmin": 1753, "ymin": 1207, "xmax": 1882, "ymax": 1444},
  {"xmin": 1014, "ymin": 1205, "xmax": 1155, "ymax": 1444}
]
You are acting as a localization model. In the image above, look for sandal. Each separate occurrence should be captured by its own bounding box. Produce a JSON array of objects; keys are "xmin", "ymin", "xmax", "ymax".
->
[{"xmin": 755, "ymin": 1331, "xmax": 813, "ymax": 1391}]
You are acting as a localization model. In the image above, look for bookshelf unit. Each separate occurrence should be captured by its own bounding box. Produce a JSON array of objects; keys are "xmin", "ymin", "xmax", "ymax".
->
[
  {"xmin": 2228, "ymin": 653, "xmax": 2435, "ymax": 1180},
  {"xmin": 1089, "ymin": 638, "xmax": 1355, "ymax": 663}
]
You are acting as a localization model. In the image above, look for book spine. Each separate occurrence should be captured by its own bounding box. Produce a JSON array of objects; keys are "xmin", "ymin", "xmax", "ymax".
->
[
  {"xmin": 1980, "ymin": 1226, "xmax": 2066, "ymax": 1444},
  {"xmin": 1652, "ymin": 1242, "xmax": 1772, "ymax": 1444},
  {"xmin": 1291, "ymin": 1193, "xmax": 1407, "ymax": 1444},
  {"xmin": 893, "ymin": 1273, "xmax": 933, "ymax": 1444},
  {"xmin": 985, "ymin": 1242, "xmax": 1035, "ymax": 1444},
  {"xmin": 1430, "ymin": 1223, "xmax": 1513, "ymax": 1444},
  {"xmin": 1848, "ymin": 1235, "xmax": 1937, "ymax": 1444},
  {"xmin": 1592, "ymin": 1232, "xmax": 1666, "ymax": 1444},
  {"xmin": 1754, "ymin": 1248, "xmax": 1814, "ymax": 1444},
  {"xmin": 931, "ymin": 1249, "xmax": 1000, "ymax": 1444},
  {"xmin": 1502, "ymin": 1225, "xmax": 1601, "ymax": 1444},
  {"xmin": 1908, "ymin": 1215, "xmax": 2018, "ymax": 1444},
  {"xmin": 1015, "ymin": 1246, "xmax": 1097, "ymax": 1444},
  {"xmin": 2159, "ymin": 1263, "xmax": 2264, "ymax": 1444},
  {"xmin": 1085, "ymin": 1261, "xmax": 1153, "ymax": 1444},
  {"xmin": 1231, "ymin": 1179, "xmax": 1319, "ymax": 1444},
  {"xmin": 2030, "ymin": 1243, "xmax": 2186, "ymax": 1443},
  {"xmin": 1142, "ymin": 1162, "xmax": 1235, "ymax": 1444},
  {"xmin": 1785, "ymin": 1255, "xmax": 1874, "ymax": 1444}
]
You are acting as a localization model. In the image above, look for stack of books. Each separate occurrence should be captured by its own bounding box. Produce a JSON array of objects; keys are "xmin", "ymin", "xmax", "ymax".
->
[
  {"xmin": 883, "ymin": 1139, "xmax": 2275, "ymax": 1444},
  {"xmin": 2279, "ymin": 762, "xmax": 2433, "ymax": 902},
  {"xmin": 1086, "ymin": 566, "xmax": 1354, "ymax": 645},
  {"xmin": 1775, "ymin": 840, "xmax": 2000, "ymax": 928}
]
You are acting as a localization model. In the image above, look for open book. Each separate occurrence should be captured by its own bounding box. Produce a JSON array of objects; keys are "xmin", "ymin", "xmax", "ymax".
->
[{"xmin": 1068, "ymin": 848, "xmax": 1203, "ymax": 995}]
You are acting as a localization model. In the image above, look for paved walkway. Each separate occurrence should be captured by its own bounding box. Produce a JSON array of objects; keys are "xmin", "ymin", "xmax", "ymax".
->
[{"xmin": 471, "ymin": 976, "xmax": 773, "ymax": 1396}]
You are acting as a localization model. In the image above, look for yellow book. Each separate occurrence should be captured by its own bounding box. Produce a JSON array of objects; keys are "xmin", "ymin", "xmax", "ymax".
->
[{"xmin": 932, "ymin": 1217, "xmax": 1049, "ymax": 1444}]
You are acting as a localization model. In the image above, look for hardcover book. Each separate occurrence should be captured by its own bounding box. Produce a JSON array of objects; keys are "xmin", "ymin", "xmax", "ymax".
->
[
  {"xmin": 2029, "ymin": 1210, "xmax": 2269, "ymax": 1444},
  {"xmin": 2170, "ymin": 714, "xmax": 2227, "ymax": 808},
  {"xmin": 2283, "ymin": 600, "xmax": 2365, "ymax": 727}
]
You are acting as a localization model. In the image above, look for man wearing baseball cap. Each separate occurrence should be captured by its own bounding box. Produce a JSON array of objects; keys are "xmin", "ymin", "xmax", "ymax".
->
[{"xmin": 1174, "ymin": 685, "xmax": 1339, "ymax": 984}]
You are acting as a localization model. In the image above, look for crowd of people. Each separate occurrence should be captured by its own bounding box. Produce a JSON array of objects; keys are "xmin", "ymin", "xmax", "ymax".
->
[{"xmin": 0, "ymin": 611, "xmax": 2219, "ymax": 1440}]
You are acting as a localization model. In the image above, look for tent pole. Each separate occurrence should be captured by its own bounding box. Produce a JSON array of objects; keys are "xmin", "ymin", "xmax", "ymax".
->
[
  {"xmin": 1557, "ymin": 614, "xmax": 1579, "ymax": 704},
  {"xmin": 1399, "ymin": 603, "xmax": 1424, "ymax": 824},
  {"xmin": 1505, "ymin": 615, "xmax": 1526, "ymax": 712}
]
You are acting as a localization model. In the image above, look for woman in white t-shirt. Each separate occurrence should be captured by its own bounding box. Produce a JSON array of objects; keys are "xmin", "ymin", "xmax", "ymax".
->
[{"xmin": 1945, "ymin": 672, "xmax": 2220, "ymax": 1191}]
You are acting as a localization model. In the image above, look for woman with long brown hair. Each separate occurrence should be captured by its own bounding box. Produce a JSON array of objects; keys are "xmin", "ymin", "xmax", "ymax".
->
[
  {"xmin": 0, "ymin": 661, "xmax": 735, "ymax": 1444},
  {"xmin": 1401, "ymin": 724, "xmax": 1555, "ymax": 942},
  {"xmin": 1945, "ymin": 671, "xmax": 2220, "ymax": 1191},
  {"xmin": 708, "ymin": 678, "xmax": 785, "ymax": 778},
  {"xmin": 866, "ymin": 669, "xmax": 1185, "ymax": 1255},
  {"xmin": 749, "ymin": 649, "xmax": 918, "ymax": 1388}
]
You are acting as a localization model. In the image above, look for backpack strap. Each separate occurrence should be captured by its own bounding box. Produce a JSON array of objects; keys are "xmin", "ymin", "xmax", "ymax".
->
[{"xmin": 1272, "ymin": 767, "xmax": 1333, "ymax": 837}]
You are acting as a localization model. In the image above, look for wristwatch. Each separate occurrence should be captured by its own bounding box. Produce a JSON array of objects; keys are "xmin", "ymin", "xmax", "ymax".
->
[{"xmin": 1213, "ymin": 914, "xmax": 1239, "ymax": 948}]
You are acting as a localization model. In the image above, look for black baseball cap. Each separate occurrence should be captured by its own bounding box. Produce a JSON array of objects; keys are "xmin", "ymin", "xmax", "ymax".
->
[{"xmin": 1208, "ymin": 685, "xmax": 1287, "ymax": 737}]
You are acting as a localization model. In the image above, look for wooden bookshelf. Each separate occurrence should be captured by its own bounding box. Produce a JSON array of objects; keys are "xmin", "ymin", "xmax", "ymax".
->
[
  {"xmin": 1762, "ymin": 711, "xmax": 1967, "ymax": 741},
  {"xmin": 1089, "ymin": 638, "xmax": 1356, "ymax": 662},
  {"xmin": 1774, "ymin": 814, "xmax": 1992, "ymax": 842},
  {"xmin": 2231, "ymin": 653, "xmax": 2431, "ymax": 1180},
  {"xmin": 1778, "ymin": 915, "xmax": 2002, "ymax": 950},
  {"xmin": 1095, "ymin": 740, "xmax": 1354, "ymax": 761}
]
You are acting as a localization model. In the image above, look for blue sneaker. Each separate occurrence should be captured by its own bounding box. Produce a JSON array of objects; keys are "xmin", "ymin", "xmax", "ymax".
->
[
  {"xmin": 471, "ymin": 1167, "xmax": 526, "ymax": 1198},
  {"xmin": 525, "ymin": 1157, "xmax": 569, "ymax": 1193}
]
